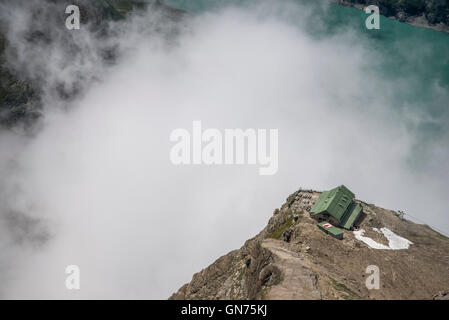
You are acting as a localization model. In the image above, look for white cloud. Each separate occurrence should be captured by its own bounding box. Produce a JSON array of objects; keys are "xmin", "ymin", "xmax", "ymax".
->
[{"xmin": 0, "ymin": 1, "xmax": 448, "ymax": 298}]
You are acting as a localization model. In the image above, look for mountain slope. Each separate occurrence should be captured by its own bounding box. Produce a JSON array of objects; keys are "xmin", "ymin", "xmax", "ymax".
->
[{"xmin": 170, "ymin": 189, "xmax": 449, "ymax": 300}]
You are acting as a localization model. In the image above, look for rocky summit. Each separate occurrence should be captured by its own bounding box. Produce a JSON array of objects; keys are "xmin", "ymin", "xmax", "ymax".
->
[{"xmin": 170, "ymin": 188, "xmax": 449, "ymax": 300}]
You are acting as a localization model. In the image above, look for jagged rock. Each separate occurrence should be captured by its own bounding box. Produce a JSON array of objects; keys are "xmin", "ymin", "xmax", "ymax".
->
[
  {"xmin": 282, "ymin": 228, "xmax": 293, "ymax": 243},
  {"xmin": 259, "ymin": 265, "xmax": 281, "ymax": 286},
  {"xmin": 433, "ymin": 291, "xmax": 449, "ymax": 300}
]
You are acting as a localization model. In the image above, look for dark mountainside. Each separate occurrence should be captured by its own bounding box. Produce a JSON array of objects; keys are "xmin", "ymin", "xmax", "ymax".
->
[
  {"xmin": 0, "ymin": 0, "xmax": 184, "ymax": 128},
  {"xmin": 0, "ymin": 30, "xmax": 38, "ymax": 127},
  {"xmin": 332, "ymin": 0, "xmax": 449, "ymax": 32},
  {"xmin": 170, "ymin": 189, "xmax": 449, "ymax": 300}
]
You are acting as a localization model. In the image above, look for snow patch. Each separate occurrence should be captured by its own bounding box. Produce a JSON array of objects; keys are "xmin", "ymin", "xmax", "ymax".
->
[{"xmin": 354, "ymin": 228, "xmax": 413, "ymax": 250}]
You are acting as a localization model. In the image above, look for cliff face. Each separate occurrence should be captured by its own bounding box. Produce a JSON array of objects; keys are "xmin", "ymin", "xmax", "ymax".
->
[{"xmin": 170, "ymin": 189, "xmax": 449, "ymax": 300}]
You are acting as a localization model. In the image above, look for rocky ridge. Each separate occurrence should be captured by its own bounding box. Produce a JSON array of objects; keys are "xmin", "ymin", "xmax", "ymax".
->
[{"xmin": 170, "ymin": 188, "xmax": 449, "ymax": 300}]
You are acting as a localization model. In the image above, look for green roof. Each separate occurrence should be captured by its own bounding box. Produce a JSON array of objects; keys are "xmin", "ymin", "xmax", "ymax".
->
[
  {"xmin": 317, "ymin": 222, "xmax": 343, "ymax": 240},
  {"xmin": 310, "ymin": 190, "xmax": 331, "ymax": 214},
  {"xmin": 339, "ymin": 202, "xmax": 362, "ymax": 230},
  {"xmin": 311, "ymin": 185, "xmax": 362, "ymax": 230},
  {"xmin": 310, "ymin": 185, "xmax": 355, "ymax": 220}
]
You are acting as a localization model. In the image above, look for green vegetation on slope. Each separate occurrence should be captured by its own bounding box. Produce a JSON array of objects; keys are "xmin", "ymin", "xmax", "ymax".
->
[{"xmin": 267, "ymin": 216, "xmax": 294, "ymax": 240}]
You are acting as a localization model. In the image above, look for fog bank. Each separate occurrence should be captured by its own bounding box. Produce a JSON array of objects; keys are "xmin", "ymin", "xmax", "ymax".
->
[{"xmin": 0, "ymin": 1, "xmax": 448, "ymax": 298}]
